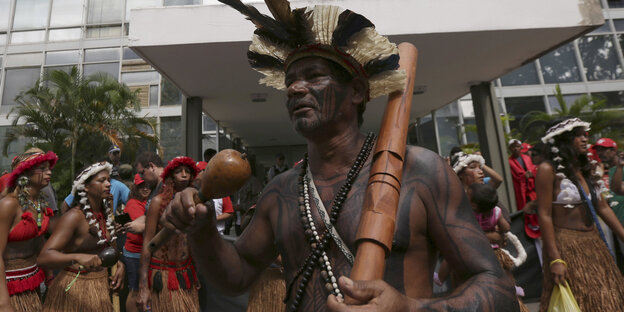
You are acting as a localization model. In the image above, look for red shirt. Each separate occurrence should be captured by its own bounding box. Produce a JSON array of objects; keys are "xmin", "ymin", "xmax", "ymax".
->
[
  {"xmin": 124, "ymin": 198, "xmax": 146, "ymax": 253},
  {"xmin": 222, "ymin": 196, "xmax": 234, "ymax": 214}
]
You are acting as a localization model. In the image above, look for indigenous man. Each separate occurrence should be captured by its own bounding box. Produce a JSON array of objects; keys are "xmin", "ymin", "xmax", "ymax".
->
[{"xmin": 163, "ymin": 2, "xmax": 518, "ymax": 311}]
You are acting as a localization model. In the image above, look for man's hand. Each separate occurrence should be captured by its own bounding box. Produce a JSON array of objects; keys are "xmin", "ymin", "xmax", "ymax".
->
[
  {"xmin": 123, "ymin": 216, "xmax": 145, "ymax": 234},
  {"xmin": 326, "ymin": 277, "xmax": 410, "ymax": 312},
  {"xmin": 137, "ymin": 286, "xmax": 151, "ymax": 312},
  {"xmin": 110, "ymin": 261, "xmax": 125, "ymax": 291},
  {"xmin": 524, "ymin": 171, "xmax": 533, "ymax": 178},
  {"xmin": 161, "ymin": 187, "xmax": 216, "ymax": 234}
]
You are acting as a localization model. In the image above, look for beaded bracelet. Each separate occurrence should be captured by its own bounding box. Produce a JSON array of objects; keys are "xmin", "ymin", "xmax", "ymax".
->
[{"xmin": 549, "ymin": 258, "xmax": 567, "ymax": 268}]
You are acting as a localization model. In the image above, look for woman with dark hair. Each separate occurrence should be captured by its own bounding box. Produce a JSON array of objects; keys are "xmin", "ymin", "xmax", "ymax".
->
[
  {"xmin": 0, "ymin": 148, "xmax": 57, "ymax": 312},
  {"xmin": 137, "ymin": 157, "xmax": 200, "ymax": 312},
  {"xmin": 450, "ymin": 151, "xmax": 504, "ymax": 190},
  {"xmin": 123, "ymin": 174, "xmax": 151, "ymax": 312},
  {"xmin": 38, "ymin": 161, "xmax": 125, "ymax": 311},
  {"xmin": 537, "ymin": 118, "xmax": 624, "ymax": 311}
]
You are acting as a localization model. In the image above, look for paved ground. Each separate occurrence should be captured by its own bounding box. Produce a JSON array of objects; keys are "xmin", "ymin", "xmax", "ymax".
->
[{"xmin": 526, "ymin": 300, "xmax": 539, "ymax": 312}]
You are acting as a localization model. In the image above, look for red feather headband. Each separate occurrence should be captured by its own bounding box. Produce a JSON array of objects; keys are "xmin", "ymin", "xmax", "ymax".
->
[
  {"xmin": 8, "ymin": 151, "xmax": 58, "ymax": 188},
  {"xmin": 161, "ymin": 156, "xmax": 199, "ymax": 181}
]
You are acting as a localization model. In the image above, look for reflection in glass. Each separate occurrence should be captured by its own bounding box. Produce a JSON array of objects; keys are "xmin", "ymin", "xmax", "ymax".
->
[
  {"xmin": 50, "ymin": 0, "xmax": 85, "ymax": 27},
  {"xmin": 13, "ymin": 0, "xmax": 50, "ymax": 29},
  {"xmin": 49, "ymin": 28, "xmax": 82, "ymax": 41},
  {"xmin": 578, "ymin": 35, "xmax": 623, "ymax": 81},
  {"xmin": 149, "ymin": 85, "xmax": 159, "ymax": 107},
  {"xmin": 6, "ymin": 53, "xmax": 42, "ymax": 67},
  {"xmin": 500, "ymin": 62, "xmax": 540, "ymax": 86},
  {"xmin": 46, "ymin": 50, "xmax": 81, "ymax": 65},
  {"xmin": 0, "ymin": 126, "xmax": 28, "ymax": 173},
  {"xmin": 546, "ymin": 93, "xmax": 583, "ymax": 112},
  {"xmin": 84, "ymin": 62, "xmax": 120, "ymax": 80},
  {"xmin": 165, "ymin": 0, "xmax": 201, "ymax": 6},
  {"xmin": 86, "ymin": 26, "xmax": 122, "ymax": 38},
  {"xmin": 504, "ymin": 96, "xmax": 545, "ymax": 131},
  {"xmin": 1, "ymin": 68, "xmax": 41, "ymax": 113},
  {"xmin": 0, "ymin": 0, "xmax": 10, "ymax": 30},
  {"xmin": 539, "ymin": 43, "xmax": 581, "ymax": 84},
  {"xmin": 0, "ymin": 34, "xmax": 6, "ymax": 46},
  {"xmin": 123, "ymin": 47, "xmax": 141, "ymax": 60},
  {"xmin": 160, "ymin": 117, "xmax": 184, "ymax": 162},
  {"xmin": 121, "ymin": 71, "xmax": 160, "ymax": 85},
  {"xmin": 85, "ymin": 48, "xmax": 120, "ymax": 62},
  {"xmin": 126, "ymin": 0, "xmax": 161, "ymax": 21},
  {"xmin": 44, "ymin": 65, "xmax": 75, "ymax": 75},
  {"xmin": 203, "ymin": 115, "xmax": 216, "ymax": 132},
  {"xmin": 608, "ymin": 0, "xmax": 624, "ymax": 8},
  {"xmin": 590, "ymin": 91, "xmax": 624, "ymax": 108},
  {"xmin": 161, "ymin": 77, "xmax": 183, "ymax": 105},
  {"xmin": 11, "ymin": 31, "xmax": 46, "ymax": 44},
  {"xmin": 88, "ymin": 0, "xmax": 123, "ymax": 24}
]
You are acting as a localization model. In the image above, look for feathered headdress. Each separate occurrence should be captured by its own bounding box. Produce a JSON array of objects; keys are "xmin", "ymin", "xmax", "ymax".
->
[
  {"xmin": 218, "ymin": 0, "xmax": 406, "ymax": 100},
  {"xmin": 451, "ymin": 152, "xmax": 485, "ymax": 174},
  {"xmin": 8, "ymin": 151, "xmax": 58, "ymax": 188}
]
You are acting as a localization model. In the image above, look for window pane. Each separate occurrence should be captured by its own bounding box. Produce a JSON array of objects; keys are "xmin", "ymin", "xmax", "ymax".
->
[
  {"xmin": 546, "ymin": 93, "xmax": 583, "ymax": 112},
  {"xmin": 121, "ymin": 71, "xmax": 159, "ymax": 85},
  {"xmin": 0, "ymin": 0, "xmax": 10, "ymax": 31},
  {"xmin": 608, "ymin": 0, "xmax": 624, "ymax": 8},
  {"xmin": 160, "ymin": 77, "xmax": 183, "ymax": 105},
  {"xmin": 539, "ymin": 43, "xmax": 582, "ymax": 84},
  {"xmin": 0, "ymin": 56, "xmax": 3, "ymax": 69},
  {"xmin": 13, "ymin": 0, "xmax": 50, "ymax": 30},
  {"xmin": 436, "ymin": 103, "xmax": 460, "ymax": 158},
  {"xmin": 149, "ymin": 85, "xmax": 158, "ymax": 107},
  {"xmin": 203, "ymin": 115, "xmax": 216, "ymax": 131},
  {"xmin": 1, "ymin": 68, "xmax": 41, "ymax": 113},
  {"xmin": 87, "ymin": 0, "xmax": 123, "ymax": 24},
  {"xmin": 164, "ymin": 0, "xmax": 201, "ymax": 6},
  {"xmin": 504, "ymin": 96, "xmax": 545, "ymax": 131},
  {"xmin": 614, "ymin": 19, "xmax": 624, "ymax": 32},
  {"xmin": 49, "ymin": 28, "xmax": 82, "ymax": 41},
  {"xmin": 11, "ymin": 30, "xmax": 46, "ymax": 44},
  {"xmin": 44, "ymin": 65, "xmax": 75, "ymax": 75},
  {"xmin": 84, "ymin": 62, "xmax": 119, "ymax": 79},
  {"xmin": 85, "ymin": 48, "xmax": 120, "ymax": 62},
  {"xmin": 589, "ymin": 22, "xmax": 611, "ymax": 35},
  {"xmin": 86, "ymin": 25, "xmax": 122, "ymax": 38},
  {"xmin": 591, "ymin": 91, "xmax": 624, "ymax": 108},
  {"xmin": 0, "ymin": 34, "xmax": 7, "ymax": 46},
  {"xmin": 126, "ymin": 0, "xmax": 161, "ymax": 21},
  {"xmin": 50, "ymin": 0, "xmax": 85, "ymax": 27},
  {"xmin": 0, "ymin": 126, "xmax": 28, "ymax": 173},
  {"xmin": 160, "ymin": 116, "xmax": 184, "ymax": 162},
  {"xmin": 123, "ymin": 47, "xmax": 141, "ymax": 60},
  {"xmin": 500, "ymin": 62, "xmax": 539, "ymax": 86},
  {"xmin": 409, "ymin": 114, "xmax": 437, "ymax": 153},
  {"xmin": 578, "ymin": 35, "xmax": 624, "ymax": 81},
  {"xmin": 6, "ymin": 53, "xmax": 42, "ymax": 66},
  {"xmin": 46, "ymin": 50, "xmax": 80, "ymax": 65}
]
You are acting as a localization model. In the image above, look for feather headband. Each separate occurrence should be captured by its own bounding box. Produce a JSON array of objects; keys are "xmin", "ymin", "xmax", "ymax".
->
[
  {"xmin": 72, "ymin": 162, "xmax": 113, "ymax": 197},
  {"xmin": 452, "ymin": 152, "xmax": 485, "ymax": 173},
  {"xmin": 218, "ymin": 0, "xmax": 406, "ymax": 100},
  {"xmin": 541, "ymin": 118, "xmax": 591, "ymax": 144},
  {"xmin": 161, "ymin": 156, "xmax": 200, "ymax": 181},
  {"xmin": 7, "ymin": 151, "xmax": 58, "ymax": 188}
]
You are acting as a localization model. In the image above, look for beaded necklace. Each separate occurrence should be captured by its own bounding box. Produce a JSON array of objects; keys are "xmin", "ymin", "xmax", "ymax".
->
[
  {"xmin": 17, "ymin": 186, "xmax": 47, "ymax": 228},
  {"xmin": 288, "ymin": 133, "xmax": 375, "ymax": 311}
]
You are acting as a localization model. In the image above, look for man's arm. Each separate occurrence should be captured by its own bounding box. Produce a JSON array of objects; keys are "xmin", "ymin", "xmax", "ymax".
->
[
  {"xmin": 611, "ymin": 155, "xmax": 624, "ymax": 195},
  {"xmin": 164, "ymin": 186, "xmax": 278, "ymax": 295}
]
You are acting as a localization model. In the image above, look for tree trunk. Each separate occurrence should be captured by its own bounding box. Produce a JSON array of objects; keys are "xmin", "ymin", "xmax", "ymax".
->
[{"xmin": 71, "ymin": 130, "xmax": 77, "ymax": 181}]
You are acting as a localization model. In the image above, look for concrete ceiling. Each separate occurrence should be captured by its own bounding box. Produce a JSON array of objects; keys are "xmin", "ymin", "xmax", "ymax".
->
[{"xmin": 129, "ymin": 0, "xmax": 603, "ymax": 147}]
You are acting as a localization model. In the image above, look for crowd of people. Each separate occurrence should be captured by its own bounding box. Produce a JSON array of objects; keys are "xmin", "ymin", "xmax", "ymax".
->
[{"xmin": 2, "ymin": 1, "xmax": 624, "ymax": 312}]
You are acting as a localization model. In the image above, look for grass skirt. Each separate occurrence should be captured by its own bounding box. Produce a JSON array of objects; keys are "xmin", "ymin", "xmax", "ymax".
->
[
  {"xmin": 10, "ymin": 289, "xmax": 42, "ymax": 312},
  {"xmin": 539, "ymin": 227, "xmax": 624, "ymax": 312},
  {"xmin": 149, "ymin": 267, "xmax": 199, "ymax": 312},
  {"xmin": 247, "ymin": 267, "xmax": 286, "ymax": 312},
  {"xmin": 42, "ymin": 269, "xmax": 112, "ymax": 312}
]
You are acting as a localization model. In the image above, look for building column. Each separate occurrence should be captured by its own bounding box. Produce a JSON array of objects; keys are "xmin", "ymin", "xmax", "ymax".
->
[
  {"xmin": 183, "ymin": 96, "xmax": 202, "ymax": 161},
  {"xmin": 470, "ymin": 82, "xmax": 516, "ymax": 212}
]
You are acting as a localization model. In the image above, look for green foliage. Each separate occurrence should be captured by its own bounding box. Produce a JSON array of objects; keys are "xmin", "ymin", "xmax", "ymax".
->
[
  {"xmin": 3, "ymin": 67, "xmax": 159, "ymax": 200},
  {"xmin": 463, "ymin": 114, "xmax": 520, "ymax": 155},
  {"xmin": 520, "ymin": 85, "xmax": 624, "ymax": 144}
]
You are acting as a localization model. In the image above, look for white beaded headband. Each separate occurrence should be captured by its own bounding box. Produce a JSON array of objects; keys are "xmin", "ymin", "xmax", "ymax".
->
[
  {"xmin": 452, "ymin": 152, "xmax": 485, "ymax": 173},
  {"xmin": 71, "ymin": 162, "xmax": 113, "ymax": 197}
]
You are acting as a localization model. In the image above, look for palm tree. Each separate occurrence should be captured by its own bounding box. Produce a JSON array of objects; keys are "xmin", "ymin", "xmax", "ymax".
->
[
  {"xmin": 3, "ymin": 66, "xmax": 159, "ymax": 197},
  {"xmin": 519, "ymin": 85, "xmax": 624, "ymax": 144}
]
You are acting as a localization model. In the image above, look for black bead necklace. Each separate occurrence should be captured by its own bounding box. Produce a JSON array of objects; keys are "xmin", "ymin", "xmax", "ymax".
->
[{"xmin": 288, "ymin": 132, "xmax": 375, "ymax": 311}]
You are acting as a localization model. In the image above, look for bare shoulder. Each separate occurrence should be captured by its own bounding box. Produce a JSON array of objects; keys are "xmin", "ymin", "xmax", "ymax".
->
[
  {"xmin": 402, "ymin": 145, "xmax": 453, "ymax": 185},
  {"xmin": 0, "ymin": 195, "xmax": 19, "ymax": 215},
  {"xmin": 59, "ymin": 207, "xmax": 86, "ymax": 227}
]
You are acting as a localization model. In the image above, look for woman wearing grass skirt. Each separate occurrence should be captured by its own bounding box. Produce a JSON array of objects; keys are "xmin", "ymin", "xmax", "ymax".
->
[{"xmin": 38, "ymin": 161, "xmax": 125, "ymax": 311}]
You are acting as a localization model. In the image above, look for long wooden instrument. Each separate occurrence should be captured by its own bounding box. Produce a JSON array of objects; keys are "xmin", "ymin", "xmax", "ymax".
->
[
  {"xmin": 148, "ymin": 149, "xmax": 251, "ymax": 252},
  {"xmin": 350, "ymin": 43, "xmax": 418, "ymax": 282}
]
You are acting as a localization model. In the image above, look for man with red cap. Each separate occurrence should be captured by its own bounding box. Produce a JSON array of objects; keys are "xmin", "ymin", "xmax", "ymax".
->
[
  {"xmin": 593, "ymin": 137, "xmax": 624, "ymax": 271},
  {"xmin": 508, "ymin": 139, "xmax": 537, "ymax": 211}
]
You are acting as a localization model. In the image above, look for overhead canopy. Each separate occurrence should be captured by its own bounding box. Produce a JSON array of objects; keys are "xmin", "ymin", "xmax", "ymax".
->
[{"xmin": 129, "ymin": 0, "xmax": 602, "ymax": 147}]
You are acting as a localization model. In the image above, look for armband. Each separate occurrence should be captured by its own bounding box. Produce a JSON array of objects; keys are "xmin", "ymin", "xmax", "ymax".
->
[{"xmin": 549, "ymin": 258, "xmax": 567, "ymax": 268}]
